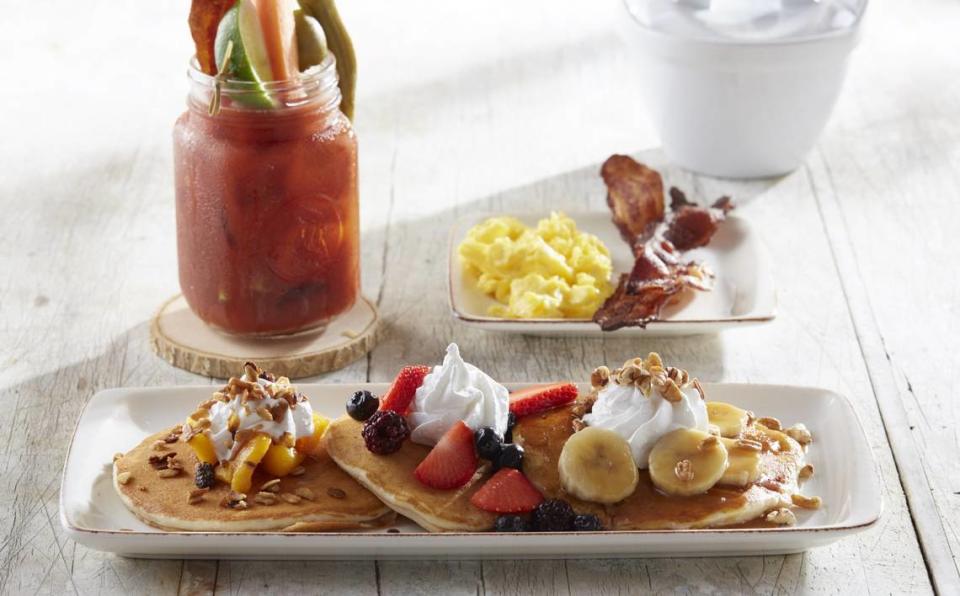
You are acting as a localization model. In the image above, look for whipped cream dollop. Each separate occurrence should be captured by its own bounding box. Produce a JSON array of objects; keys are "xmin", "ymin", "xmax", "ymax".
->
[
  {"xmin": 407, "ymin": 343, "xmax": 510, "ymax": 446},
  {"xmin": 583, "ymin": 372, "xmax": 707, "ymax": 469},
  {"xmin": 206, "ymin": 375, "xmax": 315, "ymax": 462}
]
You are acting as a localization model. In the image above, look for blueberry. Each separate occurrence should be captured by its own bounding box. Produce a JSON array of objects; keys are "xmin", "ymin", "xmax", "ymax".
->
[
  {"xmin": 347, "ymin": 390, "xmax": 380, "ymax": 421},
  {"xmin": 572, "ymin": 514, "xmax": 603, "ymax": 532},
  {"xmin": 505, "ymin": 412, "xmax": 517, "ymax": 443},
  {"xmin": 494, "ymin": 515, "xmax": 529, "ymax": 532},
  {"xmin": 474, "ymin": 427, "xmax": 503, "ymax": 461},
  {"xmin": 497, "ymin": 443, "xmax": 524, "ymax": 471}
]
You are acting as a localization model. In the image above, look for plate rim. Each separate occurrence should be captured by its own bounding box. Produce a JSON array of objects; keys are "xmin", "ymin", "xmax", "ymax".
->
[
  {"xmin": 446, "ymin": 211, "xmax": 777, "ymax": 330},
  {"xmin": 61, "ymin": 382, "xmax": 882, "ymax": 541}
]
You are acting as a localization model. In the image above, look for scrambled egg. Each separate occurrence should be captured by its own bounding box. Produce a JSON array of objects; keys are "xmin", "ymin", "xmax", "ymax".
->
[{"xmin": 458, "ymin": 212, "xmax": 614, "ymax": 318}]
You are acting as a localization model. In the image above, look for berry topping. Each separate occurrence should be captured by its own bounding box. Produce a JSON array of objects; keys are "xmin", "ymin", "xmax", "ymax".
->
[
  {"xmin": 505, "ymin": 412, "xmax": 517, "ymax": 443},
  {"xmin": 380, "ymin": 365, "xmax": 431, "ymax": 415},
  {"xmin": 532, "ymin": 499, "xmax": 576, "ymax": 532},
  {"xmin": 346, "ymin": 390, "xmax": 380, "ymax": 421},
  {"xmin": 496, "ymin": 443, "xmax": 525, "ymax": 471},
  {"xmin": 572, "ymin": 514, "xmax": 604, "ymax": 532},
  {"xmin": 414, "ymin": 420, "xmax": 478, "ymax": 490},
  {"xmin": 474, "ymin": 427, "xmax": 503, "ymax": 462},
  {"xmin": 509, "ymin": 383, "xmax": 579, "ymax": 418},
  {"xmin": 362, "ymin": 411, "xmax": 410, "ymax": 455},
  {"xmin": 470, "ymin": 468, "xmax": 543, "ymax": 514},
  {"xmin": 494, "ymin": 515, "xmax": 531, "ymax": 533},
  {"xmin": 194, "ymin": 462, "xmax": 215, "ymax": 489}
]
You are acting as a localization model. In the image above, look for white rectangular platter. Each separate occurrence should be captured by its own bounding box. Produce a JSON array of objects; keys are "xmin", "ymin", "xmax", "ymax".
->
[
  {"xmin": 61, "ymin": 382, "xmax": 880, "ymax": 559},
  {"xmin": 449, "ymin": 212, "xmax": 776, "ymax": 336}
]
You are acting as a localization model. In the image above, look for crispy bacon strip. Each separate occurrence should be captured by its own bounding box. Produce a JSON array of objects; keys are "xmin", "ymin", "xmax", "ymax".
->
[
  {"xmin": 189, "ymin": 0, "xmax": 234, "ymax": 75},
  {"xmin": 593, "ymin": 156, "xmax": 732, "ymax": 330},
  {"xmin": 601, "ymin": 155, "xmax": 664, "ymax": 243}
]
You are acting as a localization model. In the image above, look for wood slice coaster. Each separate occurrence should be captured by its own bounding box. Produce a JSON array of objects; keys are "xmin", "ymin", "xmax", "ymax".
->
[{"xmin": 151, "ymin": 294, "xmax": 381, "ymax": 379}]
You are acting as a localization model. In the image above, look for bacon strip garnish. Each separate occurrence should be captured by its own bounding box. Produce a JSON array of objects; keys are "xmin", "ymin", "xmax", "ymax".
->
[
  {"xmin": 593, "ymin": 156, "xmax": 733, "ymax": 331},
  {"xmin": 189, "ymin": 0, "xmax": 235, "ymax": 75}
]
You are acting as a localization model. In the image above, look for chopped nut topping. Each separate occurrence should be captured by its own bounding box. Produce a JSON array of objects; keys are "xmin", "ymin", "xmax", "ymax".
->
[
  {"xmin": 254, "ymin": 492, "xmax": 278, "ymax": 505},
  {"xmin": 785, "ymin": 423, "xmax": 812, "ymax": 445},
  {"xmin": 190, "ymin": 408, "xmax": 209, "ymax": 421},
  {"xmin": 243, "ymin": 361, "xmax": 261, "ymax": 382},
  {"xmin": 665, "ymin": 366, "xmax": 689, "ymax": 387},
  {"xmin": 138, "ymin": 486, "xmax": 148, "ymax": 492},
  {"xmin": 187, "ymin": 488, "xmax": 209, "ymax": 505},
  {"xmin": 327, "ymin": 487, "xmax": 346, "ymax": 499},
  {"xmin": 158, "ymin": 468, "xmax": 180, "ymax": 478},
  {"xmin": 799, "ymin": 464, "xmax": 815, "ymax": 480},
  {"xmin": 699, "ymin": 435, "xmax": 720, "ymax": 450},
  {"xmin": 181, "ymin": 422, "xmax": 199, "ymax": 442},
  {"xmin": 736, "ymin": 438, "xmax": 763, "ymax": 452},
  {"xmin": 661, "ymin": 379, "xmax": 685, "ymax": 403},
  {"xmin": 765, "ymin": 508, "xmax": 796, "ymax": 526},
  {"xmin": 149, "ymin": 453, "xmax": 177, "ymax": 470},
  {"xmin": 759, "ymin": 479, "xmax": 783, "ymax": 492},
  {"xmin": 674, "ymin": 459, "xmax": 695, "ymax": 482},
  {"xmin": 260, "ymin": 479, "xmax": 281, "ymax": 493},
  {"xmin": 151, "ymin": 440, "xmax": 167, "ymax": 452},
  {"xmin": 290, "ymin": 466, "xmax": 306, "ymax": 477},
  {"xmin": 692, "ymin": 379, "xmax": 706, "ymax": 401},
  {"xmin": 163, "ymin": 430, "xmax": 181, "ymax": 444},
  {"xmin": 194, "ymin": 418, "xmax": 211, "ymax": 430},
  {"xmin": 116, "ymin": 471, "xmax": 132, "ymax": 485},
  {"xmin": 113, "ymin": 452, "xmax": 124, "ymax": 462},
  {"xmin": 590, "ymin": 366, "xmax": 611, "ymax": 389},
  {"xmin": 222, "ymin": 491, "xmax": 247, "ymax": 509},
  {"xmin": 294, "ymin": 487, "xmax": 315, "ymax": 501},
  {"xmin": 280, "ymin": 493, "xmax": 302, "ymax": 504},
  {"xmin": 269, "ymin": 401, "xmax": 289, "ymax": 423},
  {"xmin": 572, "ymin": 418, "xmax": 587, "ymax": 433},
  {"xmin": 757, "ymin": 417, "xmax": 781, "ymax": 431},
  {"xmin": 707, "ymin": 424, "xmax": 721, "ymax": 436},
  {"xmin": 791, "ymin": 494, "xmax": 822, "ymax": 509},
  {"xmin": 256, "ymin": 406, "xmax": 273, "ymax": 421}
]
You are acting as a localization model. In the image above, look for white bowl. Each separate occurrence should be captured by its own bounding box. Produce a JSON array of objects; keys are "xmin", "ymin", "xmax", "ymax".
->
[{"xmin": 618, "ymin": 0, "xmax": 868, "ymax": 178}]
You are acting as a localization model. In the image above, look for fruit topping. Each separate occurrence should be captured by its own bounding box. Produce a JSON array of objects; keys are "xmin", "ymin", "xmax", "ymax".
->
[
  {"xmin": 380, "ymin": 365, "xmax": 431, "ymax": 415},
  {"xmin": 194, "ymin": 462, "xmax": 216, "ymax": 489},
  {"xmin": 413, "ymin": 421, "xmax": 478, "ymax": 490},
  {"xmin": 496, "ymin": 443, "xmax": 525, "ymax": 471},
  {"xmin": 509, "ymin": 383, "xmax": 578, "ymax": 418},
  {"xmin": 474, "ymin": 427, "xmax": 503, "ymax": 462},
  {"xmin": 294, "ymin": 412, "xmax": 330, "ymax": 457},
  {"xmin": 718, "ymin": 437, "xmax": 762, "ymax": 487},
  {"xmin": 706, "ymin": 402, "xmax": 751, "ymax": 438},
  {"xmin": 230, "ymin": 434, "xmax": 273, "ymax": 494},
  {"xmin": 187, "ymin": 432, "xmax": 218, "ymax": 465},
  {"xmin": 261, "ymin": 443, "xmax": 306, "ymax": 477},
  {"xmin": 558, "ymin": 427, "xmax": 639, "ymax": 504},
  {"xmin": 648, "ymin": 428, "xmax": 729, "ymax": 497},
  {"xmin": 494, "ymin": 515, "xmax": 531, "ymax": 533},
  {"xmin": 346, "ymin": 390, "xmax": 380, "ymax": 421},
  {"xmin": 572, "ymin": 514, "xmax": 604, "ymax": 532},
  {"xmin": 531, "ymin": 499, "xmax": 576, "ymax": 532},
  {"xmin": 505, "ymin": 412, "xmax": 517, "ymax": 443},
  {"xmin": 470, "ymin": 468, "xmax": 543, "ymax": 514},
  {"xmin": 362, "ymin": 411, "xmax": 410, "ymax": 455}
]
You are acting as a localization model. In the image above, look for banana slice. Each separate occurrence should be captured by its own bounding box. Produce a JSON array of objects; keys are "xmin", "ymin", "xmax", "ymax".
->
[
  {"xmin": 648, "ymin": 428, "xmax": 729, "ymax": 497},
  {"xmin": 718, "ymin": 438, "xmax": 762, "ymax": 487},
  {"xmin": 706, "ymin": 402, "xmax": 751, "ymax": 438},
  {"xmin": 558, "ymin": 427, "xmax": 639, "ymax": 504}
]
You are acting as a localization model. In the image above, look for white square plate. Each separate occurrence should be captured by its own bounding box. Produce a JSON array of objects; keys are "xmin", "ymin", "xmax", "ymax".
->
[
  {"xmin": 448, "ymin": 212, "xmax": 776, "ymax": 336},
  {"xmin": 61, "ymin": 382, "xmax": 880, "ymax": 559}
]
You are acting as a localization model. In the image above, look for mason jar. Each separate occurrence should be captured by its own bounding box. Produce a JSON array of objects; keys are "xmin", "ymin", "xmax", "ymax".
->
[{"xmin": 173, "ymin": 54, "xmax": 359, "ymax": 336}]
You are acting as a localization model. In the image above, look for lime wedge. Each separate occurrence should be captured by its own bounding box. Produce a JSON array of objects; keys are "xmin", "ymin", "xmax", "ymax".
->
[{"xmin": 214, "ymin": 1, "xmax": 275, "ymax": 109}]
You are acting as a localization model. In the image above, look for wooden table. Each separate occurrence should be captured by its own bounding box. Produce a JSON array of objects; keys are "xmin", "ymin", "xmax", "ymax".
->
[{"xmin": 2, "ymin": 0, "xmax": 956, "ymax": 593}]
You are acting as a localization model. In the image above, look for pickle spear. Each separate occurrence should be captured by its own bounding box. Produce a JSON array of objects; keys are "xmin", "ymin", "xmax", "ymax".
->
[{"xmin": 297, "ymin": 0, "xmax": 356, "ymax": 120}]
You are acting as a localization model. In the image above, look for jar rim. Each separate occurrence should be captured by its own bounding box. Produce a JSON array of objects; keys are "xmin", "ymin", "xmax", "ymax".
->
[{"xmin": 187, "ymin": 52, "xmax": 338, "ymax": 92}]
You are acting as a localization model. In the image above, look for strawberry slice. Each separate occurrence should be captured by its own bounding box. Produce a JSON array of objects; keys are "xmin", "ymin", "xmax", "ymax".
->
[
  {"xmin": 509, "ymin": 382, "xmax": 578, "ymax": 418},
  {"xmin": 414, "ymin": 421, "xmax": 478, "ymax": 490},
  {"xmin": 470, "ymin": 468, "xmax": 543, "ymax": 514},
  {"xmin": 380, "ymin": 365, "xmax": 431, "ymax": 415}
]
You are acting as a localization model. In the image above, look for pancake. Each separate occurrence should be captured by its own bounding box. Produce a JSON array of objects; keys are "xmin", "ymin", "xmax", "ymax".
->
[
  {"xmin": 114, "ymin": 428, "xmax": 394, "ymax": 532},
  {"xmin": 513, "ymin": 406, "xmax": 801, "ymax": 530},
  {"xmin": 324, "ymin": 417, "xmax": 497, "ymax": 532}
]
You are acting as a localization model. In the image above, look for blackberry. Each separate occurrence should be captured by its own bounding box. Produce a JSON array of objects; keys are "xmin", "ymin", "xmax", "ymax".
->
[
  {"xmin": 494, "ymin": 515, "xmax": 529, "ymax": 532},
  {"xmin": 505, "ymin": 412, "xmax": 517, "ymax": 443},
  {"xmin": 347, "ymin": 390, "xmax": 380, "ymax": 421},
  {"xmin": 474, "ymin": 427, "xmax": 503, "ymax": 461},
  {"xmin": 572, "ymin": 514, "xmax": 603, "ymax": 532},
  {"xmin": 362, "ymin": 410, "xmax": 410, "ymax": 455},
  {"xmin": 532, "ymin": 499, "xmax": 575, "ymax": 532},
  {"xmin": 194, "ymin": 462, "xmax": 215, "ymax": 489},
  {"xmin": 496, "ymin": 443, "xmax": 524, "ymax": 471}
]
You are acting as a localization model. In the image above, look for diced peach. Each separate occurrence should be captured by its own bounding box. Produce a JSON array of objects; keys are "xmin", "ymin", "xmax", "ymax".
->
[
  {"xmin": 188, "ymin": 433, "xmax": 219, "ymax": 465},
  {"xmin": 261, "ymin": 444, "xmax": 306, "ymax": 477},
  {"xmin": 230, "ymin": 434, "xmax": 272, "ymax": 493},
  {"xmin": 295, "ymin": 412, "xmax": 330, "ymax": 458}
]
